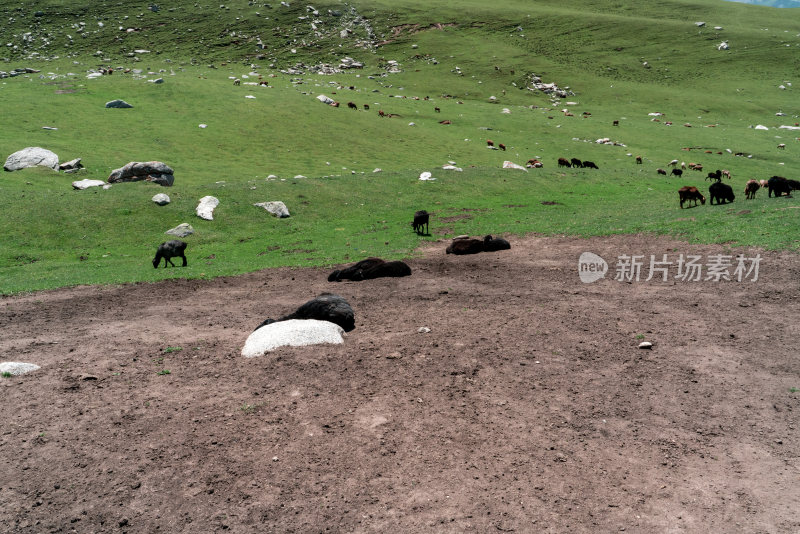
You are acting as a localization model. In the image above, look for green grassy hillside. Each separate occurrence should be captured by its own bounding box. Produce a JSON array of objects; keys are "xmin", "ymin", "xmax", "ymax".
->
[{"xmin": 1, "ymin": 0, "xmax": 798, "ymax": 294}]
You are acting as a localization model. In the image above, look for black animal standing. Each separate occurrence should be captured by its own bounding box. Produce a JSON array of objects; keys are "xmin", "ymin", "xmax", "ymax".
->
[
  {"xmin": 768, "ymin": 175, "xmax": 800, "ymax": 197},
  {"xmin": 570, "ymin": 158, "xmax": 583, "ymax": 168},
  {"xmin": 412, "ymin": 210, "xmax": 430, "ymax": 235},
  {"xmin": 581, "ymin": 161, "xmax": 599, "ymax": 169},
  {"xmin": 328, "ymin": 258, "xmax": 412, "ymax": 282},
  {"xmin": 254, "ymin": 293, "xmax": 355, "ymax": 332},
  {"xmin": 152, "ymin": 240, "xmax": 187, "ymax": 268},
  {"xmin": 709, "ymin": 181, "xmax": 735, "ymax": 205}
]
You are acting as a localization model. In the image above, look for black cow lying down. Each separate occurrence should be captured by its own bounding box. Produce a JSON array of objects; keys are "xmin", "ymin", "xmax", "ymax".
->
[
  {"xmin": 446, "ymin": 235, "xmax": 511, "ymax": 255},
  {"xmin": 328, "ymin": 258, "xmax": 412, "ymax": 282},
  {"xmin": 254, "ymin": 293, "xmax": 355, "ymax": 332}
]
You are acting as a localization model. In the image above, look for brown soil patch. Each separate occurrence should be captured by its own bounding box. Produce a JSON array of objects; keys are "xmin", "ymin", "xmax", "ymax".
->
[{"xmin": 1, "ymin": 234, "xmax": 798, "ymax": 533}]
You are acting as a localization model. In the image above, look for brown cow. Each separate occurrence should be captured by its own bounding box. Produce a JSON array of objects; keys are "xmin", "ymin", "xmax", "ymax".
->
[
  {"xmin": 439, "ymin": 120, "xmax": 451, "ymax": 125},
  {"xmin": 744, "ymin": 180, "xmax": 760, "ymax": 200},
  {"xmin": 435, "ymin": 107, "xmax": 441, "ymax": 113},
  {"xmin": 363, "ymin": 104, "xmax": 370, "ymax": 110},
  {"xmin": 635, "ymin": 155, "xmax": 642, "ymax": 164},
  {"xmin": 678, "ymin": 186, "xmax": 706, "ymax": 208},
  {"xmin": 498, "ymin": 143, "xmax": 506, "ymax": 151},
  {"xmin": 347, "ymin": 102, "xmax": 357, "ymax": 109},
  {"xmin": 613, "ymin": 120, "xmax": 619, "ymax": 126},
  {"xmin": 486, "ymin": 139, "xmax": 494, "ymax": 147},
  {"xmin": 557, "ymin": 157, "xmax": 571, "ymax": 168},
  {"xmin": 378, "ymin": 110, "xmax": 385, "ymax": 117}
]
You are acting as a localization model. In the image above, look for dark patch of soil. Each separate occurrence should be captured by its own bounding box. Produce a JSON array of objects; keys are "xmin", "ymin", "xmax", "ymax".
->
[{"xmin": 1, "ymin": 234, "xmax": 798, "ymax": 533}]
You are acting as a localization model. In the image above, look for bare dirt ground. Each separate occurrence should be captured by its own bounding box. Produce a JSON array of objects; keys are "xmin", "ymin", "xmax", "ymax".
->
[{"xmin": 1, "ymin": 234, "xmax": 798, "ymax": 534}]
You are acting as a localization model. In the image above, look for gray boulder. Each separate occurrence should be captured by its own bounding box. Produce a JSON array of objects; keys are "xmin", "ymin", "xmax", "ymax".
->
[
  {"xmin": 105, "ymin": 99, "xmax": 133, "ymax": 108},
  {"xmin": 166, "ymin": 223, "xmax": 194, "ymax": 237},
  {"xmin": 72, "ymin": 179, "xmax": 106, "ymax": 190},
  {"xmin": 254, "ymin": 200, "xmax": 290, "ymax": 218},
  {"xmin": 59, "ymin": 158, "xmax": 83, "ymax": 171},
  {"xmin": 152, "ymin": 193, "xmax": 170, "ymax": 205},
  {"xmin": 4, "ymin": 147, "xmax": 59, "ymax": 172},
  {"xmin": 241, "ymin": 319, "xmax": 344, "ymax": 357},
  {"xmin": 0, "ymin": 362, "xmax": 40, "ymax": 376},
  {"xmin": 108, "ymin": 161, "xmax": 174, "ymax": 186}
]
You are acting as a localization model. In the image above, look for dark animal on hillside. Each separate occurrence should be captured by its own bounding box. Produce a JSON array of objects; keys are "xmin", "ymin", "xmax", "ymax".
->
[
  {"xmin": 446, "ymin": 237, "xmax": 485, "ymax": 255},
  {"xmin": 558, "ymin": 157, "xmax": 571, "ymax": 168},
  {"xmin": 709, "ymin": 181, "xmax": 735, "ymax": 205},
  {"xmin": 613, "ymin": 120, "xmax": 619, "ymax": 126},
  {"xmin": 706, "ymin": 169, "xmax": 722, "ymax": 182},
  {"xmin": 635, "ymin": 155, "xmax": 642, "ymax": 164},
  {"xmin": 498, "ymin": 143, "xmax": 506, "ymax": 151},
  {"xmin": 482, "ymin": 235, "xmax": 511, "ymax": 252},
  {"xmin": 347, "ymin": 101, "xmax": 358, "ymax": 109},
  {"xmin": 692, "ymin": 164, "xmax": 703, "ymax": 172},
  {"xmin": 152, "ymin": 240, "xmax": 187, "ymax": 268},
  {"xmin": 582, "ymin": 161, "xmax": 599, "ymax": 169},
  {"xmin": 670, "ymin": 168, "xmax": 683, "ymax": 177},
  {"xmin": 328, "ymin": 258, "xmax": 412, "ymax": 282},
  {"xmin": 657, "ymin": 168, "xmax": 667, "ymax": 175},
  {"xmin": 678, "ymin": 186, "xmax": 706, "ymax": 208},
  {"xmin": 721, "ymin": 169, "xmax": 731, "ymax": 180},
  {"xmin": 778, "ymin": 143, "xmax": 786, "ymax": 149},
  {"xmin": 570, "ymin": 158, "xmax": 583, "ymax": 168},
  {"xmin": 486, "ymin": 139, "xmax": 494, "ymax": 147},
  {"xmin": 412, "ymin": 210, "xmax": 430, "ymax": 235},
  {"xmin": 378, "ymin": 110, "xmax": 385, "ymax": 117},
  {"xmin": 527, "ymin": 159, "xmax": 543, "ymax": 168},
  {"xmin": 439, "ymin": 120, "xmax": 451, "ymax": 125},
  {"xmin": 254, "ymin": 293, "xmax": 355, "ymax": 333},
  {"xmin": 330, "ymin": 101, "xmax": 340, "ymax": 107},
  {"xmin": 744, "ymin": 179, "xmax": 760, "ymax": 200},
  {"xmin": 363, "ymin": 104, "xmax": 369, "ymax": 110},
  {"xmin": 435, "ymin": 107, "xmax": 441, "ymax": 113},
  {"xmin": 768, "ymin": 176, "xmax": 800, "ymax": 197}
]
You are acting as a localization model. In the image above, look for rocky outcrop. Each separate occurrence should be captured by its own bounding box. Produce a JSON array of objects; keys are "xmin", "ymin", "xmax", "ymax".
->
[
  {"xmin": 108, "ymin": 161, "xmax": 174, "ymax": 186},
  {"xmin": 254, "ymin": 201, "xmax": 290, "ymax": 218},
  {"xmin": 4, "ymin": 147, "xmax": 59, "ymax": 172},
  {"xmin": 59, "ymin": 158, "xmax": 83, "ymax": 172}
]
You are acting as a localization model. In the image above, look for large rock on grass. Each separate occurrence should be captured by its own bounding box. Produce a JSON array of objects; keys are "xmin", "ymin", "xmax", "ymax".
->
[
  {"xmin": 254, "ymin": 201, "xmax": 290, "ymax": 218},
  {"xmin": 166, "ymin": 223, "xmax": 194, "ymax": 237},
  {"xmin": 196, "ymin": 196, "xmax": 219, "ymax": 220},
  {"xmin": 72, "ymin": 179, "xmax": 106, "ymax": 190},
  {"xmin": 108, "ymin": 161, "xmax": 174, "ymax": 186},
  {"xmin": 4, "ymin": 147, "xmax": 59, "ymax": 172}
]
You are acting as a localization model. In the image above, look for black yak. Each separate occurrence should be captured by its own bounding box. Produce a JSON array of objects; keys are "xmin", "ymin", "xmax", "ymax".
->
[
  {"xmin": 254, "ymin": 293, "xmax": 355, "ymax": 332},
  {"xmin": 328, "ymin": 258, "xmax": 412, "ymax": 282},
  {"xmin": 152, "ymin": 240, "xmax": 187, "ymax": 268}
]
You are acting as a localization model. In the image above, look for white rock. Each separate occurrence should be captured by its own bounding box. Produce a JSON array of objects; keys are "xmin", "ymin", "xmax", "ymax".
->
[
  {"xmin": 442, "ymin": 165, "xmax": 462, "ymax": 171},
  {"xmin": 4, "ymin": 147, "xmax": 59, "ymax": 171},
  {"xmin": 242, "ymin": 319, "xmax": 344, "ymax": 357},
  {"xmin": 0, "ymin": 362, "xmax": 40, "ymax": 376},
  {"xmin": 254, "ymin": 200, "xmax": 290, "ymax": 218},
  {"xmin": 316, "ymin": 94, "xmax": 335, "ymax": 104},
  {"xmin": 373, "ymin": 168, "xmax": 382, "ymax": 173},
  {"xmin": 754, "ymin": 124, "xmax": 769, "ymax": 130},
  {"xmin": 196, "ymin": 196, "xmax": 219, "ymax": 220},
  {"xmin": 502, "ymin": 161, "xmax": 528, "ymax": 171},
  {"xmin": 638, "ymin": 341, "xmax": 653, "ymax": 349},
  {"xmin": 152, "ymin": 193, "xmax": 170, "ymax": 205},
  {"xmin": 166, "ymin": 223, "xmax": 194, "ymax": 237},
  {"xmin": 245, "ymin": 95, "xmax": 256, "ymax": 99},
  {"xmin": 419, "ymin": 171, "xmax": 435, "ymax": 181},
  {"xmin": 417, "ymin": 327, "xmax": 431, "ymax": 333},
  {"xmin": 71, "ymin": 179, "xmax": 106, "ymax": 190},
  {"xmin": 501, "ymin": 108, "xmax": 511, "ymax": 114},
  {"xmin": 199, "ymin": 124, "xmax": 207, "ymax": 128}
]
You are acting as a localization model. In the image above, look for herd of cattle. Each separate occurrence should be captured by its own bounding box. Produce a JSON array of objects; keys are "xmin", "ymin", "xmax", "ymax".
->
[{"xmin": 678, "ymin": 174, "xmax": 799, "ymax": 208}]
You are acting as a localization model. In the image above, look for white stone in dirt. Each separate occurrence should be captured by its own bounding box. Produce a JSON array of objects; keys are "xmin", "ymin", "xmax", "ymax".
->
[
  {"xmin": 166, "ymin": 223, "xmax": 194, "ymax": 237},
  {"xmin": 4, "ymin": 147, "xmax": 59, "ymax": 171},
  {"xmin": 502, "ymin": 161, "xmax": 528, "ymax": 171},
  {"xmin": 72, "ymin": 179, "xmax": 106, "ymax": 190},
  {"xmin": 152, "ymin": 193, "xmax": 170, "ymax": 205},
  {"xmin": 0, "ymin": 362, "xmax": 40, "ymax": 376},
  {"xmin": 105, "ymin": 99, "xmax": 133, "ymax": 108},
  {"xmin": 254, "ymin": 201, "xmax": 290, "ymax": 218},
  {"xmin": 242, "ymin": 319, "xmax": 344, "ymax": 357},
  {"xmin": 196, "ymin": 196, "xmax": 219, "ymax": 220},
  {"xmin": 419, "ymin": 171, "xmax": 435, "ymax": 181},
  {"xmin": 638, "ymin": 342, "xmax": 653, "ymax": 349}
]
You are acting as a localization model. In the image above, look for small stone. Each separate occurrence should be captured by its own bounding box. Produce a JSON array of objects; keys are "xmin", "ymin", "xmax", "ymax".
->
[
  {"xmin": 152, "ymin": 193, "xmax": 170, "ymax": 206},
  {"xmin": 105, "ymin": 99, "xmax": 133, "ymax": 108},
  {"xmin": 417, "ymin": 327, "xmax": 431, "ymax": 333},
  {"xmin": 638, "ymin": 342, "xmax": 653, "ymax": 349}
]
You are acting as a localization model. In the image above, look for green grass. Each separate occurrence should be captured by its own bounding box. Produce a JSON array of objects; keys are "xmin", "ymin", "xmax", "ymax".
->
[{"xmin": 1, "ymin": 0, "xmax": 799, "ymax": 294}]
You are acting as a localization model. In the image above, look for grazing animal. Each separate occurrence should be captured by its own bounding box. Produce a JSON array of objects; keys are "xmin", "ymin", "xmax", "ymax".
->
[
  {"xmin": 527, "ymin": 159, "xmax": 543, "ymax": 168},
  {"xmin": 678, "ymin": 186, "xmax": 706, "ymax": 208},
  {"xmin": 635, "ymin": 155, "xmax": 642, "ymax": 164},
  {"xmin": 767, "ymin": 175, "xmax": 799, "ymax": 197},
  {"xmin": 706, "ymin": 169, "xmax": 722, "ymax": 182},
  {"xmin": 778, "ymin": 143, "xmax": 786, "ymax": 149},
  {"xmin": 657, "ymin": 168, "xmax": 667, "ymax": 175},
  {"xmin": 255, "ymin": 293, "xmax": 355, "ymax": 333},
  {"xmin": 582, "ymin": 160, "xmax": 599, "ymax": 169},
  {"xmin": 668, "ymin": 159, "xmax": 679, "ymax": 167},
  {"xmin": 439, "ymin": 120, "xmax": 451, "ymax": 125},
  {"xmin": 152, "ymin": 240, "xmax": 187, "ymax": 268},
  {"xmin": 363, "ymin": 104, "xmax": 370, "ymax": 110},
  {"xmin": 328, "ymin": 258, "xmax": 412, "ymax": 282},
  {"xmin": 498, "ymin": 143, "xmax": 506, "ymax": 151},
  {"xmin": 330, "ymin": 101, "xmax": 340, "ymax": 107},
  {"xmin": 709, "ymin": 181, "xmax": 735, "ymax": 205},
  {"xmin": 670, "ymin": 168, "xmax": 683, "ymax": 177},
  {"xmin": 233, "ymin": 78, "xmax": 240, "ymax": 86},
  {"xmin": 744, "ymin": 179, "xmax": 760, "ymax": 199},
  {"xmin": 378, "ymin": 110, "xmax": 386, "ymax": 117},
  {"xmin": 570, "ymin": 158, "xmax": 583, "ymax": 168},
  {"xmin": 412, "ymin": 210, "xmax": 430, "ymax": 235},
  {"xmin": 759, "ymin": 179, "xmax": 769, "ymax": 189},
  {"xmin": 347, "ymin": 101, "xmax": 358, "ymax": 109},
  {"xmin": 613, "ymin": 120, "xmax": 619, "ymax": 126},
  {"xmin": 435, "ymin": 107, "xmax": 441, "ymax": 113},
  {"xmin": 558, "ymin": 157, "xmax": 572, "ymax": 168},
  {"xmin": 681, "ymin": 161, "xmax": 687, "ymax": 169},
  {"xmin": 486, "ymin": 139, "xmax": 494, "ymax": 147},
  {"xmin": 721, "ymin": 169, "xmax": 731, "ymax": 180}
]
